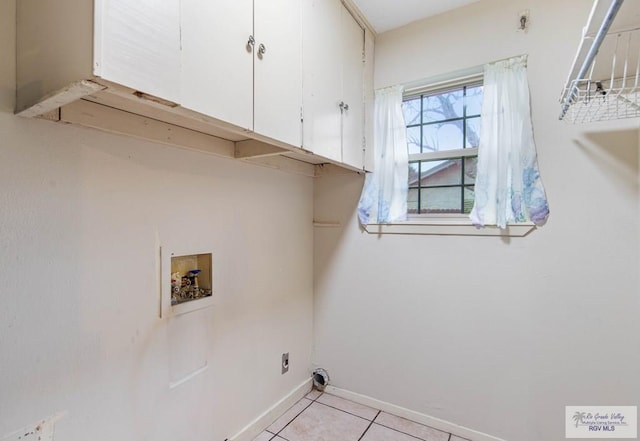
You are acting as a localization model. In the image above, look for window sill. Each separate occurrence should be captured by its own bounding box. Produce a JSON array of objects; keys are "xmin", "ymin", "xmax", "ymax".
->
[{"xmin": 363, "ymin": 216, "xmax": 536, "ymax": 237}]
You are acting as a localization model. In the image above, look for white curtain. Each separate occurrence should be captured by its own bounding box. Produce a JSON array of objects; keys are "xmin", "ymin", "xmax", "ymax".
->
[
  {"xmin": 357, "ymin": 86, "xmax": 408, "ymax": 224},
  {"xmin": 470, "ymin": 55, "xmax": 550, "ymax": 229}
]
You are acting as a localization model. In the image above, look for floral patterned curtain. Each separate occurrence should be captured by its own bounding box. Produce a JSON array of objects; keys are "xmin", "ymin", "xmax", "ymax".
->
[
  {"xmin": 470, "ymin": 55, "xmax": 550, "ymax": 228},
  {"xmin": 358, "ymin": 86, "xmax": 409, "ymax": 224}
]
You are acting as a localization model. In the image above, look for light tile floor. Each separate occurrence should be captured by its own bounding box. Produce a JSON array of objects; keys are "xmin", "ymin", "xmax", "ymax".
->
[{"xmin": 253, "ymin": 391, "xmax": 471, "ymax": 441}]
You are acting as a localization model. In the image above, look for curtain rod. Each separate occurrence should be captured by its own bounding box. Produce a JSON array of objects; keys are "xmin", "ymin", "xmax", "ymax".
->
[
  {"xmin": 403, "ymin": 73, "xmax": 483, "ymax": 97},
  {"xmin": 402, "ymin": 54, "xmax": 527, "ymax": 97}
]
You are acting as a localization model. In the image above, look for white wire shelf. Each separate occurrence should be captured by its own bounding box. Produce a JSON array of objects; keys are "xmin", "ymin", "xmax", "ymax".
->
[
  {"xmin": 562, "ymin": 77, "xmax": 640, "ymax": 124},
  {"xmin": 560, "ymin": 0, "xmax": 640, "ymax": 123},
  {"xmin": 562, "ymin": 27, "xmax": 640, "ymax": 123}
]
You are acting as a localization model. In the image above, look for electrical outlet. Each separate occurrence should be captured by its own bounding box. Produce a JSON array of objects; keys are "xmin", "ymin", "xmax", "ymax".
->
[{"xmin": 281, "ymin": 352, "xmax": 289, "ymax": 374}]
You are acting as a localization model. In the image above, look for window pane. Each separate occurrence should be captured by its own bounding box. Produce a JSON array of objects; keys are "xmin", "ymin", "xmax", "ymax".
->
[
  {"xmin": 408, "ymin": 188, "xmax": 419, "ymax": 214},
  {"xmin": 404, "ymin": 82, "xmax": 483, "ymax": 217},
  {"xmin": 464, "ymin": 156, "xmax": 477, "ymax": 185},
  {"xmin": 408, "ymin": 162, "xmax": 420, "ymax": 185},
  {"xmin": 465, "ymin": 86, "xmax": 483, "ymax": 116},
  {"xmin": 419, "ymin": 159, "xmax": 462, "ymax": 186},
  {"xmin": 423, "ymin": 89, "xmax": 463, "ymax": 122},
  {"xmin": 423, "ymin": 121, "xmax": 464, "ymax": 152},
  {"xmin": 465, "ymin": 117, "xmax": 481, "ymax": 148},
  {"xmin": 464, "ymin": 186, "xmax": 475, "ymax": 214},
  {"xmin": 402, "ymin": 98, "xmax": 421, "ymax": 126},
  {"xmin": 421, "ymin": 187, "xmax": 462, "ymax": 214},
  {"xmin": 406, "ymin": 126, "xmax": 422, "ymax": 154}
]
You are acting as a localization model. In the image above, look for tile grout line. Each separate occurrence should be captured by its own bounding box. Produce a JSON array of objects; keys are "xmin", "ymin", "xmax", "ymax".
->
[
  {"xmin": 314, "ymin": 399, "xmax": 377, "ymax": 422},
  {"xmin": 262, "ymin": 391, "xmax": 320, "ymax": 441},
  {"xmin": 319, "ymin": 396, "xmax": 449, "ymax": 439},
  {"xmin": 373, "ymin": 421, "xmax": 449, "ymax": 441},
  {"xmin": 373, "ymin": 410, "xmax": 452, "ymax": 441},
  {"xmin": 272, "ymin": 398, "xmax": 314, "ymax": 438},
  {"xmin": 270, "ymin": 392, "xmax": 376, "ymax": 441},
  {"xmin": 357, "ymin": 410, "xmax": 381, "ymax": 441},
  {"xmin": 264, "ymin": 392, "xmax": 454, "ymax": 441}
]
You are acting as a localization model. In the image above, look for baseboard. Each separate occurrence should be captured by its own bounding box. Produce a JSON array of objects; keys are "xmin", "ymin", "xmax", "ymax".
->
[
  {"xmin": 230, "ymin": 378, "xmax": 313, "ymax": 441},
  {"xmin": 325, "ymin": 386, "xmax": 508, "ymax": 441}
]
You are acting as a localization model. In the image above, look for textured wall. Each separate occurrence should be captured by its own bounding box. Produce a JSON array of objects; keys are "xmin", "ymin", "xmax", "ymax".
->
[
  {"xmin": 0, "ymin": 2, "xmax": 314, "ymax": 439},
  {"xmin": 314, "ymin": 1, "xmax": 640, "ymax": 440}
]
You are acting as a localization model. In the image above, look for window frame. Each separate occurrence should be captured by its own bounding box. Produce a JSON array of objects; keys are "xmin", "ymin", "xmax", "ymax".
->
[{"xmin": 362, "ymin": 72, "xmax": 536, "ymax": 236}]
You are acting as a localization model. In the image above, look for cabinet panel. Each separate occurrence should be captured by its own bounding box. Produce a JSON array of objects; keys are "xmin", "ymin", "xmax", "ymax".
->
[
  {"xmin": 254, "ymin": 0, "xmax": 303, "ymax": 147},
  {"xmin": 340, "ymin": 8, "xmax": 365, "ymax": 169},
  {"xmin": 95, "ymin": 0, "xmax": 181, "ymax": 103},
  {"xmin": 363, "ymin": 29, "xmax": 375, "ymax": 172},
  {"xmin": 181, "ymin": 0, "xmax": 253, "ymax": 131},
  {"xmin": 302, "ymin": 0, "xmax": 342, "ymax": 161}
]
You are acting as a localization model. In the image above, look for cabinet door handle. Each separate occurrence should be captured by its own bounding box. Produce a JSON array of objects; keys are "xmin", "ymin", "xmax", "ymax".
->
[
  {"xmin": 258, "ymin": 43, "xmax": 266, "ymax": 58},
  {"xmin": 247, "ymin": 35, "xmax": 255, "ymax": 52},
  {"xmin": 339, "ymin": 101, "xmax": 349, "ymax": 112}
]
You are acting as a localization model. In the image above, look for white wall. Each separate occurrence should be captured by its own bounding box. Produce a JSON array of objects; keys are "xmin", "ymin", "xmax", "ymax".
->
[
  {"xmin": 0, "ymin": 1, "xmax": 314, "ymax": 440},
  {"xmin": 314, "ymin": 1, "xmax": 640, "ymax": 440}
]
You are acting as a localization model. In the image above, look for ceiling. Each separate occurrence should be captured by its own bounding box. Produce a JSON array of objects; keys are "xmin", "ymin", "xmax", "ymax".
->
[{"xmin": 351, "ymin": 0, "xmax": 481, "ymax": 33}]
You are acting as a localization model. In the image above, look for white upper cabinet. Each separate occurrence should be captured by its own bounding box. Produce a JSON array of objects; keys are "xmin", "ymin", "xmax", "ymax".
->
[
  {"xmin": 94, "ymin": 0, "xmax": 182, "ymax": 104},
  {"xmin": 17, "ymin": 0, "xmax": 370, "ymax": 171},
  {"xmin": 180, "ymin": 0, "xmax": 254, "ymax": 132},
  {"xmin": 341, "ymin": 9, "xmax": 365, "ymax": 169},
  {"xmin": 363, "ymin": 29, "xmax": 375, "ymax": 172},
  {"xmin": 16, "ymin": 0, "xmax": 182, "ymax": 112},
  {"xmin": 302, "ymin": 0, "xmax": 343, "ymax": 162},
  {"xmin": 181, "ymin": 0, "xmax": 302, "ymax": 147},
  {"xmin": 303, "ymin": 0, "xmax": 365, "ymax": 169},
  {"xmin": 254, "ymin": 0, "xmax": 303, "ymax": 147}
]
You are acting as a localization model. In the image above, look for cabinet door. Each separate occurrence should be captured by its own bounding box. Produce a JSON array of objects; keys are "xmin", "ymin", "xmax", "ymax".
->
[
  {"xmin": 363, "ymin": 29, "xmax": 375, "ymax": 172},
  {"xmin": 340, "ymin": 7, "xmax": 365, "ymax": 169},
  {"xmin": 95, "ymin": 0, "xmax": 181, "ymax": 103},
  {"xmin": 254, "ymin": 0, "xmax": 303, "ymax": 147},
  {"xmin": 181, "ymin": 0, "xmax": 253, "ymax": 131},
  {"xmin": 302, "ymin": 0, "xmax": 342, "ymax": 161}
]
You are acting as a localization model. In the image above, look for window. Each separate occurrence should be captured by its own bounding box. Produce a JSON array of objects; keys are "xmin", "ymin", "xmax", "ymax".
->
[{"xmin": 403, "ymin": 81, "xmax": 483, "ymax": 215}]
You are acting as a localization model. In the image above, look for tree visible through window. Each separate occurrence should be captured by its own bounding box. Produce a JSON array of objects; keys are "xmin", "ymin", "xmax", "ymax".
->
[{"xmin": 403, "ymin": 83, "xmax": 482, "ymax": 214}]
